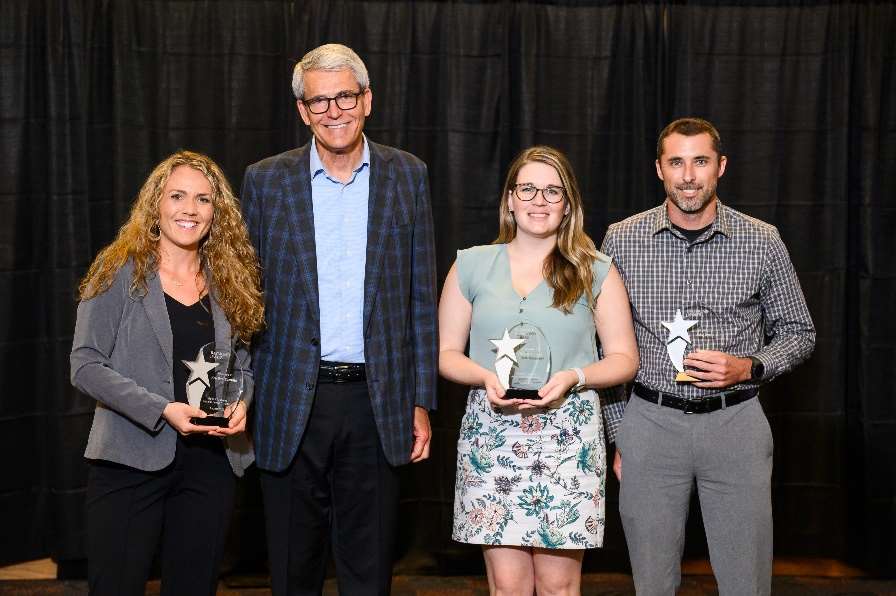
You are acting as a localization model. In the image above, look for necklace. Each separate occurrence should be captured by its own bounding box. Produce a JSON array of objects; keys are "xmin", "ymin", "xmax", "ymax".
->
[{"xmin": 162, "ymin": 269, "xmax": 197, "ymax": 288}]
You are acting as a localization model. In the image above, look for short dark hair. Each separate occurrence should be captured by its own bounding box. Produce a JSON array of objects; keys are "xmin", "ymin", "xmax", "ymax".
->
[{"xmin": 656, "ymin": 117, "xmax": 723, "ymax": 161}]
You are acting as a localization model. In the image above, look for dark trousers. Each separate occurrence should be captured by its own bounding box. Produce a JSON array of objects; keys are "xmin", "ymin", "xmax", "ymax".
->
[
  {"xmin": 86, "ymin": 435, "xmax": 236, "ymax": 596},
  {"xmin": 260, "ymin": 381, "xmax": 400, "ymax": 596}
]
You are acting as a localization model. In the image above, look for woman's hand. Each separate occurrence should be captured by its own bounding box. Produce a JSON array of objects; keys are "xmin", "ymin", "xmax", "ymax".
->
[
  {"xmin": 208, "ymin": 401, "xmax": 247, "ymax": 437},
  {"xmin": 518, "ymin": 369, "xmax": 579, "ymax": 409},
  {"xmin": 483, "ymin": 370, "xmax": 519, "ymax": 408},
  {"xmin": 162, "ymin": 402, "xmax": 218, "ymax": 436}
]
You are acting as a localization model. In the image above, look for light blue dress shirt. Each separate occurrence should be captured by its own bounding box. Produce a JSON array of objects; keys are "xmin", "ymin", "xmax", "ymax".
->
[{"xmin": 310, "ymin": 136, "xmax": 370, "ymax": 363}]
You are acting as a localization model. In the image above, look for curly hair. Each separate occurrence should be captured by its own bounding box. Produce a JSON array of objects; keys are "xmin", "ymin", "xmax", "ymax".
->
[
  {"xmin": 78, "ymin": 151, "xmax": 265, "ymax": 340},
  {"xmin": 495, "ymin": 146, "xmax": 599, "ymax": 314}
]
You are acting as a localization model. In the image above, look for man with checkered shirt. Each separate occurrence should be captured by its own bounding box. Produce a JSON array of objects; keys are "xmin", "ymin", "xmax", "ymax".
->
[{"xmin": 600, "ymin": 117, "xmax": 815, "ymax": 596}]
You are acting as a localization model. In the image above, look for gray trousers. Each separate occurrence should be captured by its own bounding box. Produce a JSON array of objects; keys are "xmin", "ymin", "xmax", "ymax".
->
[{"xmin": 617, "ymin": 393, "xmax": 774, "ymax": 596}]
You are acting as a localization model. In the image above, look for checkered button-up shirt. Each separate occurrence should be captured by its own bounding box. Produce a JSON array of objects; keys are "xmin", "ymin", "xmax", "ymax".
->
[{"xmin": 598, "ymin": 200, "xmax": 815, "ymax": 443}]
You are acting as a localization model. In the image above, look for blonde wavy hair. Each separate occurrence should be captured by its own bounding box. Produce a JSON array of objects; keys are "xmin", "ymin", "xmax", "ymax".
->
[
  {"xmin": 495, "ymin": 146, "xmax": 599, "ymax": 314},
  {"xmin": 78, "ymin": 151, "xmax": 265, "ymax": 340}
]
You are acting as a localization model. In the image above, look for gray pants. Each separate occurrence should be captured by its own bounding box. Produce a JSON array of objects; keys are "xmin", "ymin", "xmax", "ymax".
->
[{"xmin": 617, "ymin": 393, "xmax": 773, "ymax": 596}]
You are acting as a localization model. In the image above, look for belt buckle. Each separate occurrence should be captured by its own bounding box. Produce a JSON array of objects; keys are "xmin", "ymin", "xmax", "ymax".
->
[
  {"xmin": 682, "ymin": 398, "xmax": 699, "ymax": 415},
  {"xmin": 333, "ymin": 365, "xmax": 349, "ymax": 383}
]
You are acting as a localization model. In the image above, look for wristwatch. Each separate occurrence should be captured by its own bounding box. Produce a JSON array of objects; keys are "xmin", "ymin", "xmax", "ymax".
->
[{"xmin": 748, "ymin": 356, "xmax": 765, "ymax": 382}]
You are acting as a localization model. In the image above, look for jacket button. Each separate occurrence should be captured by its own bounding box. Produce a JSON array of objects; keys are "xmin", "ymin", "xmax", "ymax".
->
[
  {"xmin": 310, "ymin": 338, "xmax": 319, "ymax": 346},
  {"xmin": 305, "ymin": 382, "xmax": 315, "ymax": 391}
]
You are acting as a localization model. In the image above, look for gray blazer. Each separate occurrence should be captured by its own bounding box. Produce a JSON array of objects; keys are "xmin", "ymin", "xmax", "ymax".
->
[{"xmin": 71, "ymin": 260, "xmax": 254, "ymax": 476}]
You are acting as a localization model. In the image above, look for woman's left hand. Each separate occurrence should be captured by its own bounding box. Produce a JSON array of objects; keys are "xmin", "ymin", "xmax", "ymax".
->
[
  {"xmin": 208, "ymin": 401, "xmax": 247, "ymax": 437},
  {"xmin": 518, "ymin": 370, "xmax": 579, "ymax": 409}
]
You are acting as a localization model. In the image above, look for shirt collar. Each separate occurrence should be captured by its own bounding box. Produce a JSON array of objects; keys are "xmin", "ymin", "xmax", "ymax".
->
[
  {"xmin": 310, "ymin": 135, "xmax": 370, "ymax": 179},
  {"xmin": 652, "ymin": 198, "xmax": 731, "ymax": 239}
]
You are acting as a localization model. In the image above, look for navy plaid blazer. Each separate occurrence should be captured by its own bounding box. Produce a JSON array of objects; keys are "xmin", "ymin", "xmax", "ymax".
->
[{"xmin": 241, "ymin": 140, "xmax": 438, "ymax": 471}]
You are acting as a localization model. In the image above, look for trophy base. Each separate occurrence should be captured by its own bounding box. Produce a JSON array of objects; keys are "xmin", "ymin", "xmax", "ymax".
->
[
  {"xmin": 675, "ymin": 372, "xmax": 699, "ymax": 382},
  {"xmin": 503, "ymin": 388, "xmax": 540, "ymax": 399},
  {"xmin": 191, "ymin": 415, "xmax": 229, "ymax": 427}
]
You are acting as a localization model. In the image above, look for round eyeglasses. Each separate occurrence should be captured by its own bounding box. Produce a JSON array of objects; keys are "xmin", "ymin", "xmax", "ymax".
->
[
  {"xmin": 301, "ymin": 90, "xmax": 365, "ymax": 114},
  {"xmin": 512, "ymin": 184, "xmax": 566, "ymax": 204}
]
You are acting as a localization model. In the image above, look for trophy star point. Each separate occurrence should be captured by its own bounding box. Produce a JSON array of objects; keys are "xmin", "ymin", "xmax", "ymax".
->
[
  {"xmin": 490, "ymin": 329, "xmax": 526, "ymax": 363},
  {"xmin": 181, "ymin": 350, "xmax": 219, "ymax": 386},
  {"xmin": 661, "ymin": 309, "xmax": 698, "ymax": 345}
]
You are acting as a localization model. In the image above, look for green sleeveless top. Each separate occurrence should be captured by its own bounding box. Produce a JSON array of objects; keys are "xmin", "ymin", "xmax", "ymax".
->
[{"xmin": 456, "ymin": 243, "xmax": 612, "ymax": 376}]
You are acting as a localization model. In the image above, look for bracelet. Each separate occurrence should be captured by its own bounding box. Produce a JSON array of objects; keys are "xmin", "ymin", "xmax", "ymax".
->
[{"xmin": 570, "ymin": 367, "xmax": 586, "ymax": 390}]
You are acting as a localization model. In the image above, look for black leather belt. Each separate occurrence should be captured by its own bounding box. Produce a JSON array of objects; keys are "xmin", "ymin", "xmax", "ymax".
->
[
  {"xmin": 318, "ymin": 361, "xmax": 366, "ymax": 383},
  {"xmin": 633, "ymin": 382, "xmax": 757, "ymax": 414}
]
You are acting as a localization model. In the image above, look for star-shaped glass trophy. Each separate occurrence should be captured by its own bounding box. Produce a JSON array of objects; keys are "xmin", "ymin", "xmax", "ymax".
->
[
  {"xmin": 490, "ymin": 321, "xmax": 551, "ymax": 399},
  {"xmin": 182, "ymin": 341, "xmax": 247, "ymax": 426},
  {"xmin": 661, "ymin": 309, "xmax": 699, "ymax": 382}
]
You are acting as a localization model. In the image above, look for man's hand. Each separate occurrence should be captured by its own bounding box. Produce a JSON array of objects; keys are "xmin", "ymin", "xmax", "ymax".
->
[
  {"xmin": 410, "ymin": 406, "xmax": 432, "ymax": 463},
  {"xmin": 682, "ymin": 350, "xmax": 752, "ymax": 389},
  {"xmin": 613, "ymin": 450, "xmax": 622, "ymax": 482}
]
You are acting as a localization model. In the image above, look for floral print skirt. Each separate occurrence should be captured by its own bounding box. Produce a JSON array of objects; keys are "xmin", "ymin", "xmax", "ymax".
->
[{"xmin": 452, "ymin": 388, "xmax": 606, "ymax": 549}]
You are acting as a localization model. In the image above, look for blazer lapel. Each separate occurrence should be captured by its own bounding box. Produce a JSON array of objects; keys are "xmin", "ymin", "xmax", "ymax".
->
[
  {"xmin": 363, "ymin": 142, "xmax": 395, "ymax": 331},
  {"xmin": 279, "ymin": 144, "xmax": 320, "ymax": 323},
  {"xmin": 144, "ymin": 271, "xmax": 173, "ymax": 369}
]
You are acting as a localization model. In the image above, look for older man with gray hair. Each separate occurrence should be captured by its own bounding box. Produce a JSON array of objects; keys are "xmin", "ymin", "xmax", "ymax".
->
[{"xmin": 241, "ymin": 43, "xmax": 438, "ymax": 595}]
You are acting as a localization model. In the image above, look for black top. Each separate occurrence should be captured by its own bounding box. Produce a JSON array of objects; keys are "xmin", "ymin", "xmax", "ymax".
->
[
  {"xmin": 672, "ymin": 222, "xmax": 712, "ymax": 244},
  {"xmin": 165, "ymin": 293, "xmax": 214, "ymax": 404}
]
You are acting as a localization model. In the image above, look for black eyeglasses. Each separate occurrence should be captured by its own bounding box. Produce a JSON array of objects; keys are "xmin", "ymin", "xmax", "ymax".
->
[
  {"xmin": 301, "ymin": 90, "xmax": 365, "ymax": 114},
  {"xmin": 512, "ymin": 184, "xmax": 566, "ymax": 204}
]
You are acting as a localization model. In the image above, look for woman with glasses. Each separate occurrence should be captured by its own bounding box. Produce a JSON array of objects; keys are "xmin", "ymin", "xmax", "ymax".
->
[
  {"xmin": 71, "ymin": 151, "xmax": 265, "ymax": 595},
  {"xmin": 439, "ymin": 146, "xmax": 638, "ymax": 594}
]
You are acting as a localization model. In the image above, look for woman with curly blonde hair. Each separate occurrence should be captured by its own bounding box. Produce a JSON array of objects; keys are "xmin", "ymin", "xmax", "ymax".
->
[{"xmin": 71, "ymin": 150, "xmax": 264, "ymax": 595}]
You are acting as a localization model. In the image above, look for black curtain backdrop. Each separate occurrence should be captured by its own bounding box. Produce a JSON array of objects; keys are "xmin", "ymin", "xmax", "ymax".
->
[{"xmin": 2, "ymin": 0, "xmax": 893, "ymax": 578}]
